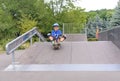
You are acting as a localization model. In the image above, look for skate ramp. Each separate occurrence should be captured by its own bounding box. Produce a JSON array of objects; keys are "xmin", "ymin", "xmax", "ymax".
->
[
  {"xmin": 2, "ymin": 26, "xmax": 120, "ymax": 81},
  {"xmin": 17, "ymin": 41, "xmax": 120, "ymax": 64},
  {"xmin": 2, "ymin": 41, "xmax": 120, "ymax": 81}
]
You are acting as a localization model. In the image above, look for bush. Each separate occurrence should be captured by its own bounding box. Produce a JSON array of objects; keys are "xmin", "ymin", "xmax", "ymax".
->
[
  {"xmin": 18, "ymin": 42, "xmax": 30, "ymax": 50},
  {"xmin": 88, "ymin": 38, "xmax": 98, "ymax": 41},
  {"xmin": 18, "ymin": 14, "xmax": 37, "ymax": 34}
]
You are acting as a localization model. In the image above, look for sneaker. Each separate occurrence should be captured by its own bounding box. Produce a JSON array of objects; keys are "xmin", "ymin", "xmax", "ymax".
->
[
  {"xmin": 63, "ymin": 34, "xmax": 67, "ymax": 39},
  {"xmin": 47, "ymin": 33, "xmax": 51, "ymax": 37},
  {"xmin": 52, "ymin": 41, "xmax": 55, "ymax": 45},
  {"xmin": 58, "ymin": 43, "xmax": 61, "ymax": 46}
]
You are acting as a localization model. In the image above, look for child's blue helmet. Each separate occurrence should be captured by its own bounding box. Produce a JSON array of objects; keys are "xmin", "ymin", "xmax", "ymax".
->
[{"xmin": 52, "ymin": 23, "xmax": 59, "ymax": 27}]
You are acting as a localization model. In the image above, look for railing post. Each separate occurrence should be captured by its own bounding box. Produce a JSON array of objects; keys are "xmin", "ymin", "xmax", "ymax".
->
[
  {"xmin": 12, "ymin": 51, "xmax": 15, "ymax": 69},
  {"xmin": 30, "ymin": 37, "xmax": 32, "ymax": 45},
  {"xmin": 85, "ymin": 27, "xmax": 87, "ymax": 36},
  {"xmin": 63, "ymin": 23, "xmax": 65, "ymax": 34},
  {"xmin": 39, "ymin": 37, "xmax": 40, "ymax": 42},
  {"xmin": 84, "ymin": 23, "xmax": 88, "ymax": 37}
]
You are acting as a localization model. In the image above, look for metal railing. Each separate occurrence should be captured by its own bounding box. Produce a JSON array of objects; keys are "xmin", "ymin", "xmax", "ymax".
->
[{"xmin": 6, "ymin": 27, "xmax": 46, "ymax": 68}]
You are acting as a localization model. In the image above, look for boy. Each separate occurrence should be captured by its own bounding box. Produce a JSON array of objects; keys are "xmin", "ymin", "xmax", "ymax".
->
[{"xmin": 48, "ymin": 23, "xmax": 66, "ymax": 44}]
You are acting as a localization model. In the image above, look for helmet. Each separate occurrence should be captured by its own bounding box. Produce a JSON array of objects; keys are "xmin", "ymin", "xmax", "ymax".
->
[{"xmin": 52, "ymin": 23, "xmax": 59, "ymax": 27}]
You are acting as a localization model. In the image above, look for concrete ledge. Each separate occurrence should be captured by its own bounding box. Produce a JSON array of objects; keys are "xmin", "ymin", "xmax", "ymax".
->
[{"xmin": 5, "ymin": 64, "xmax": 120, "ymax": 71}]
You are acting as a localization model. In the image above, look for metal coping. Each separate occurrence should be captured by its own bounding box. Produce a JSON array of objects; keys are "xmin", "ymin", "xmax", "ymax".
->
[{"xmin": 5, "ymin": 64, "xmax": 120, "ymax": 71}]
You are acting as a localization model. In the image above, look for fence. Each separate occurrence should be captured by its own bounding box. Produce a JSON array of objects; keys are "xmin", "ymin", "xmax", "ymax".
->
[
  {"xmin": 63, "ymin": 23, "xmax": 87, "ymax": 41},
  {"xmin": 63, "ymin": 23, "xmax": 87, "ymax": 34}
]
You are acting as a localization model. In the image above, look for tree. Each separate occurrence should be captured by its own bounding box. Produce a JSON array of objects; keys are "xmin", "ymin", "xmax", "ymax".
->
[
  {"xmin": 18, "ymin": 14, "xmax": 37, "ymax": 34},
  {"xmin": 0, "ymin": 0, "xmax": 115, "ymax": 49},
  {"xmin": 87, "ymin": 15, "xmax": 103, "ymax": 37},
  {"xmin": 86, "ymin": 9, "xmax": 114, "ymax": 38},
  {"xmin": 47, "ymin": 0, "xmax": 77, "ymax": 14},
  {"xmin": 111, "ymin": 0, "xmax": 120, "ymax": 27},
  {"xmin": 0, "ymin": 1, "xmax": 18, "ymax": 39}
]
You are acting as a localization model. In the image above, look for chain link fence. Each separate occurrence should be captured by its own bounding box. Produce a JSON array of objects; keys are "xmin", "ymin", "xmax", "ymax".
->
[
  {"xmin": 63, "ymin": 23, "xmax": 86, "ymax": 34},
  {"xmin": 63, "ymin": 23, "xmax": 87, "ymax": 41}
]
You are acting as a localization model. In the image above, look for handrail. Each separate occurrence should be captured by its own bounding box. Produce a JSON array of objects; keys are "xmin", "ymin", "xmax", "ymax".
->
[
  {"xmin": 5, "ymin": 27, "xmax": 46, "ymax": 68},
  {"xmin": 6, "ymin": 27, "xmax": 45, "ymax": 55}
]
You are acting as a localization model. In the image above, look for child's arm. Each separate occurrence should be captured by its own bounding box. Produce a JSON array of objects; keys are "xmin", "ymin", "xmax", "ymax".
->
[
  {"xmin": 58, "ymin": 30, "xmax": 62, "ymax": 36},
  {"xmin": 51, "ymin": 30, "xmax": 55, "ymax": 37}
]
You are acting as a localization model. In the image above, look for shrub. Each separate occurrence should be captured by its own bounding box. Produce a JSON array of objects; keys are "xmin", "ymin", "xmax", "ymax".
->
[{"xmin": 88, "ymin": 38, "xmax": 98, "ymax": 41}]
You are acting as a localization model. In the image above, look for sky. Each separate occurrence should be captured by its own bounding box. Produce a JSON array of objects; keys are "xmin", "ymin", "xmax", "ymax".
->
[
  {"xmin": 75, "ymin": 0, "xmax": 119, "ymax": 11},
  {"xmin": 44, "ymin": 0, "xmax": 119, "ymax": 11}
]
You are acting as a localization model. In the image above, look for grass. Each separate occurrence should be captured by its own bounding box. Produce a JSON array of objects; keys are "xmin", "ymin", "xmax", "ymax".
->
[
  {"xmin": 18, "ymin": 42, "xmax": 30, "ymax": 50},
  {"xmin": 0, "ymin": 46, "xmax": 5, "ymax": 54},
  {"xmin": 0, "ymin": 41, "xmax": 30, "ymax": 55}
]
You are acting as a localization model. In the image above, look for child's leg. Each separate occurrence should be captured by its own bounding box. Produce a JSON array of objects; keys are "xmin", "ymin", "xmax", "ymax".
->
[
  {"xmin": 57, "ymin": 38, "xmax": 60, "ymax": 43},
  {"xmin": 60, "ymin": 37, "xmax": 65, "ymax": 42},
  {"xmin": 49, "ymin": 36, "xmax": 54, "ymax": 41},
  {"xmin": 47, "ymin": 33, "xmax": 54, "ymax": 41},
  {"xmin": 59, "ymin": 35, "xmax": 66, "ymax": 42}
]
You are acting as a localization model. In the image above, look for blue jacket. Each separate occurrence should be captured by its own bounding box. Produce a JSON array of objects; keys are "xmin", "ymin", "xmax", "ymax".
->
[{"xmin": 51, "ymin": 30, "xmax": 62, "ymax": 39}]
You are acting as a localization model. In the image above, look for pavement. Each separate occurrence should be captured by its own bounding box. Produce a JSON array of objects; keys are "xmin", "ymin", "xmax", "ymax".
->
[{"xmin": 1, "ymin": 71, "xmax": 120, "ymax": 81}]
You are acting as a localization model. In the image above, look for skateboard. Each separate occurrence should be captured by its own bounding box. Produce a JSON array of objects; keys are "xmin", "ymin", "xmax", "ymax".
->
[{"xmin": 53, "ymin": 42, "xmax": 61, "ymax": 50}]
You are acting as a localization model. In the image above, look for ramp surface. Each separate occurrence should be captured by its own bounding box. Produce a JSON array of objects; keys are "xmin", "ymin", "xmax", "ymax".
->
[
  {"xmin": 1, "ymin": 41, "xmax": 120, "ymax": 81},
  {"xmin": 18, "ymin": 41, "xmax": 120, "ymax": 64}
]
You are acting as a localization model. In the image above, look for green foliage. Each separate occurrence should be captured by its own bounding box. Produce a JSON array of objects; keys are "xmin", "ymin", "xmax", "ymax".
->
[
  {"xmin": 0, "ymin": 0, "xmax": 87, "ymax": 49},
  {"xmin": 88, "ymin": 38, "xmax": 98, "ymax": 41},
  {"xmin": 64, "ymin": 23, "xmax": 85, "ymax": 34},
  {"xmin": 62, "ymin": 8, "xmax": 86, "ymax": 23},
  {"xmin": 111, "ymin": 0, "xmax": 120, "ymax": 27},
  {"xmin": 86, "ymin": 9, "xmax": 114, "ymax": 37},
  {"xmin": 87, "ymin": 9, "xmax": 114, "ymax": 21},
  {"xmin": 0, "ymin": 0, "xmax": 116, "ymax": 50},
  {"xmin": 18, "ymin": 14, "xmax": 37, "ymax": 34}
]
